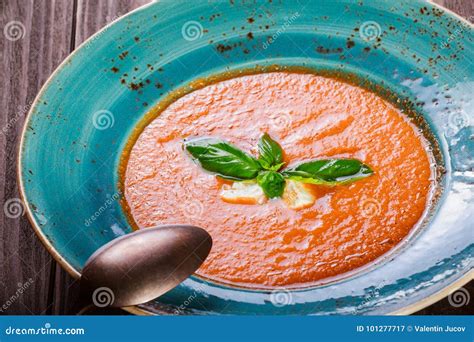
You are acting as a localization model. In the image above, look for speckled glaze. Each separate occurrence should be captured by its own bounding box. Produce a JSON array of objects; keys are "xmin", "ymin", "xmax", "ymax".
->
[{"xmin": 19, "ymin": 0, "xmax": 473, "ymax": 315}]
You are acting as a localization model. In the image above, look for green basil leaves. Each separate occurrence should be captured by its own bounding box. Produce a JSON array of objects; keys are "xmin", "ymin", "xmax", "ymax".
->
[
  {"xmin": 184, "ymin": 133, "xmax": 373, "ymax": 201},
  {"xmin": 257, "ymin": 171, "xmax": 285, "ymax": 198},
  {"xmin": 281, "ymin": 159, "xmax": 373, "ymax": 185},
  {"xmin": 184, "ymin": 137, "xmax": 261, "ymax": 180},
  {"xmin": 258, "ymin": 133, "xmax": 285, "ymax": 171}
]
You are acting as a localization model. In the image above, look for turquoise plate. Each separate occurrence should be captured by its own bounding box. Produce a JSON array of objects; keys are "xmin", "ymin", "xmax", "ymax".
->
[{"xmin": 19, "ymin": 0, "xmax": 473, "ymax": 315}]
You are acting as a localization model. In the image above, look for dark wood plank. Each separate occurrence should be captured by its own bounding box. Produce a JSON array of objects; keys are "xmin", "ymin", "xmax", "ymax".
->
[
  {"xmin": 435, "ymin": 0, "xmax": 474, "ymax": 21},
  {"xmin": 0, "ymin": 0, "xmax": 74, "ymax": 315},
  {"xmin": 51, "ymin": 0, "xmax": 151, "ymax": 315},
  {"xmin": 74, "ymin": 0, "xmax": 151, "ymax": 46},
  {"xmin": 414, "ymin": 280, "xmax": 474, "ymax": 315}
]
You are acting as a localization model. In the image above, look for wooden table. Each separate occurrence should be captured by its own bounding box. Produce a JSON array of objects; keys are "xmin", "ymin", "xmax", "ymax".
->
[{"xmin": 0, "ymin": 0, "xmax": 472, "ymax": 315}]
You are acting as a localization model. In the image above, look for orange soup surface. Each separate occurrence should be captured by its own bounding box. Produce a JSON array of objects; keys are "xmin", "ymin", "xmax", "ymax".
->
[{"xmin": 122, "ymin": 72, "xmax": 433, "ymax": 288}]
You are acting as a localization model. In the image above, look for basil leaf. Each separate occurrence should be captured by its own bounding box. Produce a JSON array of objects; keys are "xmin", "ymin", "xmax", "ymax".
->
[
  {"xmin": 257, "ymin": 171, "xmax": 285, "ymax": 198},
  {"xmin": 258, "ymin": 133, "xmax": 284, "ymax": 171},
  {"xmin": 268, "ymin": 162, "xmax": 285, "ymax": 172},
  {"xmin": 281, "ymin": 159, "xmax": 373, "ymax": 185},
  {"xmin": 184, "ymin": 137, "xmax": 262, "ymax": 180}
]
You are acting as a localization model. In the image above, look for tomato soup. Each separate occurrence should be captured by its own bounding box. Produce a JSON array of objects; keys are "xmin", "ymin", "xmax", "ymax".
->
[{"xmin": 121, "ymin": 71, "xmax": 434, "ymax": 288}]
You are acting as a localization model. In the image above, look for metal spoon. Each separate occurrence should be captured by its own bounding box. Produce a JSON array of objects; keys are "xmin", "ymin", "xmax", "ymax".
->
[{"xmin": 77, "ymin": 224, "xmax": 212, "ymax": 311}]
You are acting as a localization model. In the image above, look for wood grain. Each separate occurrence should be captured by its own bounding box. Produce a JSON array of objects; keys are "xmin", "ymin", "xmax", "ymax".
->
[
  {"xmin": 434, "ymin": 0, "xmax": 474, "ymax": 21},
  {"xmin": 0, "ymin": 0, "xmax": 472, "ymax": 315},
  {"xmin": 75, "ymin": 0, "xmax": 150, "ymax": 46},
  {"xmin": 0, "ymin": 0, "xmax": 74, "ymax": 315}
]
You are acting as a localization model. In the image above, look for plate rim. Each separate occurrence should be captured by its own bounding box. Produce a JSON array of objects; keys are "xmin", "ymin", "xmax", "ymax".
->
[{"xmin": 16, "ymin": 0, "xmax": 474, "ymax": 316}]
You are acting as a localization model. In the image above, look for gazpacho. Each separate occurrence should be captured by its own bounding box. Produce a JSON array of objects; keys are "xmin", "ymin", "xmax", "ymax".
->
[{"xmin": 121, "ymin": 71, "xmax": 434, "ymax": 288}]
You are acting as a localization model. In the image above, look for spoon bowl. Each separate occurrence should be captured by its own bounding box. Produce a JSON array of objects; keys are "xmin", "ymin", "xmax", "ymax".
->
[{"xmin": 80, "ymin": 225, "xmax": 212, "ymax": 308}]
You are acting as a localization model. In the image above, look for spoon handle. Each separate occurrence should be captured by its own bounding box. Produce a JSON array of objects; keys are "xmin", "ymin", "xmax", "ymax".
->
[
  {"xmin": 76, "ymin": 304, "xmax": 95, "ymax": 315},
  {"xmin": 69, "ymin": 284, "xmax": 97, "ymax": 315}
]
